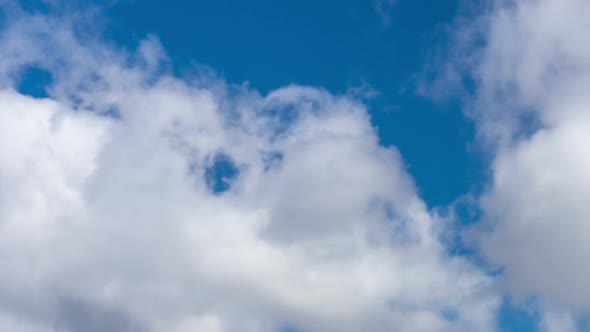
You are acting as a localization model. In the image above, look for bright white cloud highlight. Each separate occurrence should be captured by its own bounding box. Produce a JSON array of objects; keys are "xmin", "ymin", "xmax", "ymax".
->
[
  {"xmin": 0, "ymin": 7, "xmax": 497, "ymax": 332},
  {"xmin": 447, "ymin": 0, "xmax": 590, "ymax": 329}
]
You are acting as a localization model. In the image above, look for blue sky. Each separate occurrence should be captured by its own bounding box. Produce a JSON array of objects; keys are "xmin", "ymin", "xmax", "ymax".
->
[
  {"xmin": 2, "ymin": 0, "xmax": 589, "ymax": 331},
  {"xmin": 101, "ymin": 0, "xmax": 480, "ymax": 208},
  {"xmin": 17, "ymin": 0, "xmax": 480, "ymax": 207}
]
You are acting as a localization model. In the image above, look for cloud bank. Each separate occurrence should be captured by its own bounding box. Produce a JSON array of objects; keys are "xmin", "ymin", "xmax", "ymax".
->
[
  {"xmin": 442, "ymin": 0, "xmax": 590, "ymax": 330},
  {"xmin": 0, "ymin": 6, "xmax": 498, "ymax": 332}
]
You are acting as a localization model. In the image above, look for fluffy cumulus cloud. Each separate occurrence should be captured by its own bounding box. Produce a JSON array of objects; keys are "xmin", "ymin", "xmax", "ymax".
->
[
  {"xmin": 448, "ymin": 0, "xmax": 590, "ymax": 330},
  {"xmin": 0, "ymin": 6, "xmax": 498, "ymax": 332}
]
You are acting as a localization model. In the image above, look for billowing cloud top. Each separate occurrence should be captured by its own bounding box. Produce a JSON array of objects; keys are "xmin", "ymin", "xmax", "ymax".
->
[{"xmin": 0, "ymin": 7, "xmax": 497, "ymax": 332}]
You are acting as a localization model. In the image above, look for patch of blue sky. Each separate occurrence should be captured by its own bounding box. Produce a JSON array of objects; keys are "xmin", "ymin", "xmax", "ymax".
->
[
  {"xmin": 102, "ymin": 0, "xmax": 481, "ymax": 208},
  {"xmin": 497, "ymin": 297, "xmax": 539, "ymax": 332},
  {"xmin": 205, "ymin": 152, "xmax": 240, "ymax": 194},
  {"xmin": 16, "ymin": 65, "xmax": 53, "ymax": 98}
]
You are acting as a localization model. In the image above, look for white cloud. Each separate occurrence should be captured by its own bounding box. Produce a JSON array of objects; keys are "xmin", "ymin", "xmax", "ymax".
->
[
  {"xmin": 0, "ymin": 312, "xmax": 55, "ymax": 332},
  {"xmin": 540, "ymin": 310, "xmax": 579, "ymax": 332},
  {"xmin": 0, "ymin": 7, "xmax": 498, "ymax": 332},
  {"xmin": 445, "ymin": 0, "xmax": 590, "ymax": 325},
  {"xmin": 479, "ymin": 122, "xmax": 590, "ymax": 311}
]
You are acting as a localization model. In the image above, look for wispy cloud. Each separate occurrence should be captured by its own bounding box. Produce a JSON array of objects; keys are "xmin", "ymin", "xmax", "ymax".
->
[{"xmin": 373, "ymin": 0, "xmax": 397, "ymax": 27}]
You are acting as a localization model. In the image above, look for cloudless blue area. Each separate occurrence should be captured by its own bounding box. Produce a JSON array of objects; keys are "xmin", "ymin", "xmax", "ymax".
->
[
  {"xmin": 17, "ymin": 66, "xmax": 53, "ymax": 98},
  {"xmin": 19, "ymin": 0, "xmax": 51, "ymax": 14},
  {"xmin": 205, "ymin": 153, "xmax": 240, "ymax": 194},
  {"xmin": 497, "ymin": 298, "xmax": 538, "ymax": 332},
  {"xmin": 0, "ymin": 6, "xmax": 5, "ymax": 30}
]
